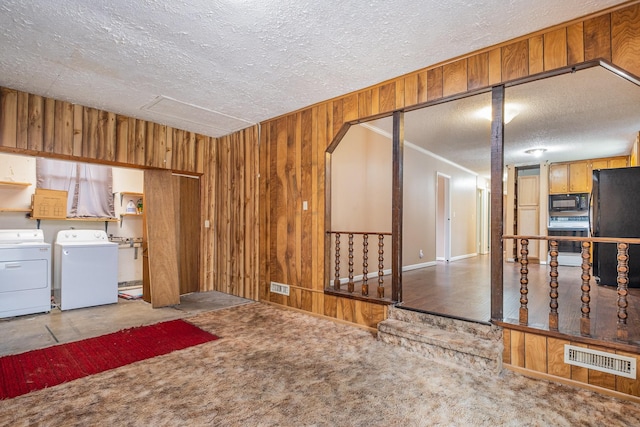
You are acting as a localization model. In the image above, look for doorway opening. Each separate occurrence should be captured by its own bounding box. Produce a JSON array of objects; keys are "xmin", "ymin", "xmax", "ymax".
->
[{"xmin": 436, "ymin": 173, "xmax": 451, "ymax": 262}]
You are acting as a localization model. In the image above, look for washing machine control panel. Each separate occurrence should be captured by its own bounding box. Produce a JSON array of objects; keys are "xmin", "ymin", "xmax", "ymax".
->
[{"xmin": 56, "ymin": 229, "xmax": 109, "ymax": 244}]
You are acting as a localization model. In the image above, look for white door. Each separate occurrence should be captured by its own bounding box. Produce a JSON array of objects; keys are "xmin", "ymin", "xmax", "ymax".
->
[{"xmin": 436, "ymin": 173, "xmax": 451, "ymax": 262}]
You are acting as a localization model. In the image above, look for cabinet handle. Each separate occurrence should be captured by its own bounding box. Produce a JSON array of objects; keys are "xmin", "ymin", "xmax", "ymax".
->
[{"xmin": 4, "ymin": 262, "xmax": 21, "ymax": 269}]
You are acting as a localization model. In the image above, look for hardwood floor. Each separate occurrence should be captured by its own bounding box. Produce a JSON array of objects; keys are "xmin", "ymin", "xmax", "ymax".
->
[{"xmin": 395, "ymin": 255, "xmax": 640, "ymax": 345}]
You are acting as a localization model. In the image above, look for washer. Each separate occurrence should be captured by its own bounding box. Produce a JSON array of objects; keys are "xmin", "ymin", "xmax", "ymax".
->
[
  {"xmin": 0, "ymin": 229, "xmax": 51, "ymax": 318},
  {"xmin": 54, "ymin": 229, "xmax": 118, "ymax": 311}
]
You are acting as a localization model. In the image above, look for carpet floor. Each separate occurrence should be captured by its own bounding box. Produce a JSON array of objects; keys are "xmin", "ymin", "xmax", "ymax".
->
[{"xmin": 1, "ymin": 302, "xmax": 639, "ymax": 426}]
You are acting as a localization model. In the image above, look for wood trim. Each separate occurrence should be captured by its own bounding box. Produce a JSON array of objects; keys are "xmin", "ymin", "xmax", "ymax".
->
[
  {"xmin": 392, "ymin": 111, "xmax": 403, "ymax": 302},
  {"xmin": 505, "ymin": 365, "xmax": 640, "ymax": 404},
  {"xmin": 490, "ymin": 86, "xmax": 505, "ymax": 322},
  {"xmin": 496, "ymin": 320, "xmax": 640, "ymax": 354},
  {"xmin": 261, "ymin": 300, "xmax": 380, "ymax": 334}
]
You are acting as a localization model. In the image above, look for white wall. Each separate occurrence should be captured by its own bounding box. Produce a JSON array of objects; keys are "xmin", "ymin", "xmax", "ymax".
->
[
  {"xmin": 330, "ymin": 124, "xmax": 480, "ymax": 280},
  {"xmin": 403, "ymin": 143, "xmax": 478, "ymax": 266}
]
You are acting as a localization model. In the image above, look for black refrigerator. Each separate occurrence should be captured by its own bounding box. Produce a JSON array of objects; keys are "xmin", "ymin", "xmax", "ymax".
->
[{"xmin": 592, "ymin": 167, "xmax": 640, "ymax": 288}]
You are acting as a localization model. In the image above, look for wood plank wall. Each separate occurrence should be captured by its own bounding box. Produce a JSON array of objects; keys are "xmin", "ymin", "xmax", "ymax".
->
[
  {"xmin": 259, "ymin": 2, "xmax": 640, "ymax": 329},
  {"xmin": 0, "ymin": 92, "xmax": 204, "ymax": 172},
  {"xmin": 0, "ymin": 89, "xmax": 261, "ymax": 302},
  {"xmin": 1, "ymin": 2, "xmax": 639, "ymax": 329},
  {"xmin": 503, "ymin": 328, "xmax": 640, "ymax": 397},
  {"xmin": 200, "ymin": 126, "xmax": 260, "ymax": 300}
]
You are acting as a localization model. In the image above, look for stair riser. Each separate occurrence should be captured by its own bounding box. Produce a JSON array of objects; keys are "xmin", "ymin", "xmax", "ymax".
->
[
  {"xmin": 389, "ymin": 307, "xmax": 501, "ymax": 340},
  {"xmin": 377, "ymin": 321, "xmax": 501, "ymax": 360}
]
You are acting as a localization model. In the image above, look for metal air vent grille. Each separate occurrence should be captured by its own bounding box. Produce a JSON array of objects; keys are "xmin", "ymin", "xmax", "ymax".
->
[{"xmin": 564, "ymin": 345, "xmax": 636, "ymax": 379}]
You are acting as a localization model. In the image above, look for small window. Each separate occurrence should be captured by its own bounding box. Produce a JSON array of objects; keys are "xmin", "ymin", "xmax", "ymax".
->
[{"xmin": 36, "ymin": 158, "xmax": 115, "ymax": 218}]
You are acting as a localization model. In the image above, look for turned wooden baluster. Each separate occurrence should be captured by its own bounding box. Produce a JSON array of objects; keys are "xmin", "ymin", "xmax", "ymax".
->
[
  {"xmin": 617, "ymin": 242, "xmax": 629, "ymax": 341},
  {"xmin": 362, "ymin": 234, "xmax": 369, "ymax": 296},
  {"xmin": 347, "ymin": 233, "xmax": 354, "ymax": 293},
  {"xmin": 548, "ymin": 240, "xmax": 559, "ymax": 331},
  {"xmin": 334, "ymin": 233, "xmax": 341, "ymax": 290},
  {"xmin": 378, "ymin": 234, "xmax": 385, "ymax": 298},
  {"xmin": 580, "ymin": 242, "xmax": 592, "ymax": 336},
  {"xmin": 519, "ymin": 238, "xmax": 529, "ymax": 325}
]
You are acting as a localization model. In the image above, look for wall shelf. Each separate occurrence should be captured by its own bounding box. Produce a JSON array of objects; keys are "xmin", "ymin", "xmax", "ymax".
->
[
  {"xmin": 0, "ymin": 207, "xmax": 31, "ymax": 212},
  {"xmin": 119, "ymin": 212, "xmax": 143, "ymax": 227},
  {"xmin": 119, "ymin": 192, "xmax": 143, "ymax": 206},
  {"xmin": 0, "ymin": 180, "xmax": 31, "ymax": 188},
  {"xmin": 30, "ymin": 216, "xmax": 119, "ymax": 232}
]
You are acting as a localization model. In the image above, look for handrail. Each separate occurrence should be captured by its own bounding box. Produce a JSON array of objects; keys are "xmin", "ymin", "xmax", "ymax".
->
[
  {"xmin": 327, "ymin": 230, "xmax": 392, "ymax": 236},
  {"xmin": 503, "ymin": 234, "xmax": 640, "ymax": 244}
]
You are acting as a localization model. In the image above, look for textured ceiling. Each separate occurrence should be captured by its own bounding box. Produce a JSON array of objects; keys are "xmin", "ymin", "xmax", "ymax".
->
[{"xmin": 0, "ymin": 0, "xmax": 629, "ymax": 137}]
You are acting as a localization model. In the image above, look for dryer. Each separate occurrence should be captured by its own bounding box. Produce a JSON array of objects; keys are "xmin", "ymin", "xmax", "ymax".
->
[
  {"xmin": 54, "ymin": 229, "xmax": 118, "ymax": 310},
  {"xmin": 0, "ymin": 229, "xmax": 51, "ymax": 318}
]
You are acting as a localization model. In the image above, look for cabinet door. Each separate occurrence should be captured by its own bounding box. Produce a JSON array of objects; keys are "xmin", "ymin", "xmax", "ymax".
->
[
  {"xmin": 518, "ymin": 176, "xmax": 539, "ymax": 206},
  {"xmin": 568, "ymin": 161, "xmax": 589, "ymax": 193},
  {"xmin": 518, "ymin": 206, "xmax": 540, "ymax": 259},
  {"xmin": 549, "ymin": 164, "xmax": 568, "ymax": 194},
  {"xmin": 609, "ymin": 157, "xmax": 628, "ymax": 168},
  {"xmin": 591, "ymin": 159, "xmax": 608, "ymax": 171}
]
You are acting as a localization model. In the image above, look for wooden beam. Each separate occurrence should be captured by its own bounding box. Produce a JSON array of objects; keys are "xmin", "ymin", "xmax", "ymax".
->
[
  {"xmin": 491, "ymin": 85, "xmax": 505, "ymax": 322},
  {"xmin": 392, "ymin": 110, "xmax": 404, "ymax": 303}
]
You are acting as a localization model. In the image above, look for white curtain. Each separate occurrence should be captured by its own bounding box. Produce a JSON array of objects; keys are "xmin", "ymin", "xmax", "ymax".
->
[{"xmin": 36, "ymin": 158, "xmax": 114, "ymax": 218}]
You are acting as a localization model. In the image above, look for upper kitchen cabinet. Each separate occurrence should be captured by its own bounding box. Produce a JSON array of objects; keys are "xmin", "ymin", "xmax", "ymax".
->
[
  {"xmin": 591, "ymin": 156, "xmax": 628, "ymax": 171},
  {"xmin": 549, "ymin": 156, "xmax": 630, "ymax": 194},
  {"xmin": 549, "ymin": 161, "xmax": 589, "ymax": 194}
]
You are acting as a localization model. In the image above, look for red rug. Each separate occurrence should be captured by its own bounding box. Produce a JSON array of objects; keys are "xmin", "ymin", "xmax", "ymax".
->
[{"xmin": 0, "ymin": 319, "xmax": 218, "ymax": 400}]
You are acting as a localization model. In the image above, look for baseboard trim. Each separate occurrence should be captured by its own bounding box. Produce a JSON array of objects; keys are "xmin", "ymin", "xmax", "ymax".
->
[
  {"xmin": 505, "ymin": 364, "xmax": 640, "ymax": 404},
  {"xmin": 260, "ymin": 300, "xmax": 379, "ymax": 333}
]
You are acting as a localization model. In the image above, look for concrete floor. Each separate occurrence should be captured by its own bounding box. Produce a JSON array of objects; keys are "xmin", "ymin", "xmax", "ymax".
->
[{"xmin": 0, "ymin": 291, "xmax": 252, "ymax": 357}]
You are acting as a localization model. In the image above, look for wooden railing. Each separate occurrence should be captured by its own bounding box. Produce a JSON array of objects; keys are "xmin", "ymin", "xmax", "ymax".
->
[
  {"xmin": 327, "ymin": 231, "xmax": 392, "ymax": 298},
  {"xmin": 503, "ymin": 234, "xmax": 640, "ymax": 342}
]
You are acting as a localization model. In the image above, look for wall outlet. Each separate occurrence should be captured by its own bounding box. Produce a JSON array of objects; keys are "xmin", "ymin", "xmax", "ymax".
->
[{"xmin": 419, "ymin": 249, "xmax": 424, "ymax": 259}]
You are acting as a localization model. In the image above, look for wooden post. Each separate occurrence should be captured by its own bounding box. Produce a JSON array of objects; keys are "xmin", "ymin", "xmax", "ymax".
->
[
  {"xmin": 490, "ymin": 85, "xmax": 505, "ymax": 322},
  {"xmin": 333, "ymin": 233, "xmax": 341, "ymax": 290},
  {"xmin": 391, "ymin": 110, "xmax": 403, "ymax": 303},
  {"xmin": 348, "ymin": 233, "xmax": 354, "ymax": 293},
  {"xmin": 362, "ymin": 234, "xmax": 369, "ymax": 296},
  {"xmin": 549, "ymin": 240, "xmax": 559, "ymax": 331},
  {"xmin": 617, "ymin": 242, "xmax": 629, "ymax": 341},
  {"xmin": 580, "ymin": 242, "xmax": 592, "ymax": 336},
  {"xmin": 519, "ymin": 238, "xmax": 529, "ymax": 326},
  {"xmin": 378, "ymin": 234, "xmax": 385, "ymax": 298}
]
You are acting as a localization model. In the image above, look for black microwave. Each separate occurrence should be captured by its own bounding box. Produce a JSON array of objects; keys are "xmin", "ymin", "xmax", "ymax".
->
[{"xmin": 549, "ymin": 193, "xmax": 589, "ymax": 212}]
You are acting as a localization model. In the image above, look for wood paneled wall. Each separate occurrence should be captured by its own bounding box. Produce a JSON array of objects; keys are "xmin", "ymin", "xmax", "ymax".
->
[
  {"xmin": 1, "ymin": 2, "xmax": 640, "ymax": 327},
  {"xmin": 0, "ymin": 90, "xmax": 205, "ymax": 173},
  {"xmin": 259, "ymin": 2, "xmax": 640, "ymax": 328},
  {"xmin": 200, "ymin": 126, "xmax": 260, "ymax": 300},
  {"xmin": 504, "ymin": 328, "xmax": 640, "ymax": 397},
  {"xmin": 0, "ymin": 88, "xmax": 261, "ymax": 302}
]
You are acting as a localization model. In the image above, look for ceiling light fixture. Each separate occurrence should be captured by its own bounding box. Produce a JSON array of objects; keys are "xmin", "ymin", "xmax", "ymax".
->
[
  {"xmin": 476, "ymin": 103, "xmax": 522, "ymax": 124},
  {"xmin": 525, "ymin": 148, "xmax": 547, "ymax": 157}
]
